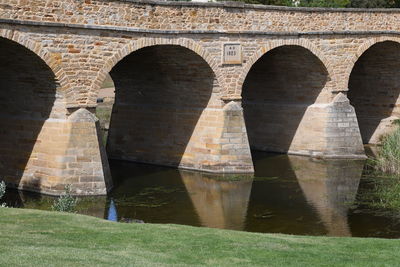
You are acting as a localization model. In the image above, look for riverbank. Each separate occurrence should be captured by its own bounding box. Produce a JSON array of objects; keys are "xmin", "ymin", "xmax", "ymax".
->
[
  {"xmin": 0, "ymin": 208, "xmax": 399, "ymax": 266},
  {"xmin": 358, "ymin": 124, "xmax": 400, "ymax": 211}
]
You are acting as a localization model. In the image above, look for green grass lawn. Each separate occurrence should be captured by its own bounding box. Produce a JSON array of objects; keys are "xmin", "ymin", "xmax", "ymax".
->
[{"xmin": 0, "ymin": 208, "xmax": 398, "ymax": 266}]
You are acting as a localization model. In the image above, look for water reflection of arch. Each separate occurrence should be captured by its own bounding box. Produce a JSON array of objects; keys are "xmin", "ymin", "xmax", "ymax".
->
[
  {"xmin": 288, "ymin": 156, "xmax": 364, "ymax": 237},
  {"xmin": 180, "ymin": 171, "xmax": 253, "ymax": 230}
]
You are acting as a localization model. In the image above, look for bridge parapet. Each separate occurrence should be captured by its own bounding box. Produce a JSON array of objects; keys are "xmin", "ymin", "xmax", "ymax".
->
[{"xmin": 2, "ymin": 0, "xmax": 400, "ymax": 33}]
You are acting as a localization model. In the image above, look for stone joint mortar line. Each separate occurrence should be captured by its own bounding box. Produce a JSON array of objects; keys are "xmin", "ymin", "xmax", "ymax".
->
[
  {"xmin": 1, "ymin": 19, "xmax": 400, "ymax": 37},
  {"xmin": 106, "ymin": 0, "xmax": 400, "ymax": 13}
]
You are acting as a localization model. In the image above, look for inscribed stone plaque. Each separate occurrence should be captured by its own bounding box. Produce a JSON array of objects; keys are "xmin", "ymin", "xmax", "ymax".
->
[{"xmin": 223, "ymin": 44, "xmax": 242, "ymax": 64}]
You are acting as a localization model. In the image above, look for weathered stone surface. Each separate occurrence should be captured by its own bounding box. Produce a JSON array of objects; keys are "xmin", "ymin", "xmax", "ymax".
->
[
  {"xmin": 1, "ymin": 0, "xmax": 399, "ymax": 195},
  {"xmin": 65, "ymin": 108, "xmax": 112, "ymax": 195}
]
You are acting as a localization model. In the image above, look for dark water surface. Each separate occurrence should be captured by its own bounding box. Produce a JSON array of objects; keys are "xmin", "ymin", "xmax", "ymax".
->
[{"xmin": 5, "ymin": 152, "xmax": 400, "ymax": 238}]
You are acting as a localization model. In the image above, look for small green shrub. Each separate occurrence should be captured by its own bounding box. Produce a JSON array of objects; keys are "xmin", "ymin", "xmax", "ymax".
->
[
  {"xmin": 0, "ymin": 181, "xmax": 6, "ymax": 207},
  {"xmin": 0, "ymin": 181, "xmax": 5, "ymax": 200},
  {"xmin": 52, "ymin": 185, "xmax": 77, "ymax": 213}
]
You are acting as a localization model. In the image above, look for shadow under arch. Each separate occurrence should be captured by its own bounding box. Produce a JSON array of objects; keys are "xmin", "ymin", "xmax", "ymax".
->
[
  {"xmin": 106, "ymin": 45, "xmax": 218, "ymax": 168},
  {"xmin": 90, "ymin": 38, "xmax": 222, "ymax": 106},
  {"xmin": 0, "ymin": 37, "xmax": 58, "ymax": 190},
  {"xmin": 348, "ymin": 41, "xmax": 400, "ymax": 144},
  {"xmin": 242, "ymin": 45, "xmax": 329, "ymax": 154}
]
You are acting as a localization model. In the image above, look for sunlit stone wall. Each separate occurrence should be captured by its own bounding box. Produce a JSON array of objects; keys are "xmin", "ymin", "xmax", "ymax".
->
[
  {"xmin": 107, "ymin": 45, "xmax": 218, "ymax": 168},
  {"xmin": 1, "ymin": 0, "xmax": 400, "ymax": 194},
  {"xmin": 0, "ymin": 37, "xmax": 111, "ymax": 195},
  {"xmin": 107, "ymin": 45, "xmax": 253, "ymax": 172},
  {"xmin": 0, "ymin": 37, "xmax": 68, "ymax": 194},
  {"xmin": 1, "ymin": 1, "xmax": 400, "ymax": 104},
  {"xmin": 1, "ymin": 0, "xmax": 400, "ymax": 32}
]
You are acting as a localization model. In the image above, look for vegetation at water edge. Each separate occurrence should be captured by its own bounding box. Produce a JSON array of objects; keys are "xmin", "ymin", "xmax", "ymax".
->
[
  {"xmin": 372, "ymin": 122, "xmax": 400, "ymax": 175},
  {"xmin": 360, "ymin": 122, "xmax": 400, "ymax": 211},
  {"xmin": 0, "ymin": 180, "xmax": 6, "ymax": 207},
  {"xmin": 358, "ymin": 173, "xmax": 400, "ymax": 211},
  {"xmin": 0, "ymin": 181, "xmax": 5, "ymax": 200},
  {"xmin": 52, "ymin": 185, "xmax": 77, "ymax": 213}
]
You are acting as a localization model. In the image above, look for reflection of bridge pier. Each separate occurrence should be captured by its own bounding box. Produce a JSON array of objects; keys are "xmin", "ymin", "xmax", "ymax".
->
[
  {"xmin": 180, "ymin": 171, "xmax": 253, "ymax": 230},
  {"xmin": 289, "ymin": 156, "xmax": 364, "ymax": 236}
]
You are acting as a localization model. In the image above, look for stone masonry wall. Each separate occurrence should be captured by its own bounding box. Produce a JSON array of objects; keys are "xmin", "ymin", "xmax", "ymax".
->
[
  {"xmin": 107, "ymin": 45, "xmax": 253, "ymax": 173},
  {"xmin": 1, "ymin": 0, "xmax": 400, "ymax": 194},
  {"xmin": 1, "ymin": 1, "xmax": 400, "ymax": 104},
  {"xmin": 242, "ymin": 45, "xmax": 330, "ymax": 154},
  {"xmin": 107, "ymin": 45, "xmax": 218, "ymax": 167},
  {"xmin": 0, "ymin": 36, "xmax": 65, "ymax": 193},
  {"xmin": 348, "ymin": 41, "xmax": 400, "ymax": 144},
  {"xmin": 0, "ymin": 36, "xmax": 111, "ymax": 195},
  {"xmin": 1, "ymin": 0, "xmax": 400, "ymax": 33}
]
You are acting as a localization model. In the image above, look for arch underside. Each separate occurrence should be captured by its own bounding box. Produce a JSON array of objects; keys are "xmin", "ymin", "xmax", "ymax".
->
[
  {"xmin": 348, "ymin": 41, "xmax": 400, "ymax": 144},
  {"xmin": 242, "ymin": 45, "xmax": 329, "ymax": 154},
  {"xmin": 2, "ymin": 30, "xmax": 387, "ymax": 195},
  {"xmin": 89, "ymin": 38, "xmax": 221, "ymax": 107},
  {"xmin": 0, "ymin": 35, "xmax": 109, "ymax": 196},
  {"xmin": 0, "ymin": 37, "xmax": 66, "ymax": 191},
  {"xmin": 106, "ymin": 45, "xmax": 227, "ymax": 170}
]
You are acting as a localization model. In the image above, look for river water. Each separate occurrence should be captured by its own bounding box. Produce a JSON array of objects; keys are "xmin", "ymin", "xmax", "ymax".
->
[{"xmin": 4, "ymin": 151, "xmax": 400, "ymax": 238}]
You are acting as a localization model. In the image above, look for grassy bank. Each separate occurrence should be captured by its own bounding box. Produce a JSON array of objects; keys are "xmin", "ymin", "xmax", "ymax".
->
[{"xmin": 0, "ymin": 208, "xmax": 399, "ymax": 266}]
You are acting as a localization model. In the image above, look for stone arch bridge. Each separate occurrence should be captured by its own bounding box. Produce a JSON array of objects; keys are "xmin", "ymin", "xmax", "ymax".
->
[{"xmin": 1, "ymin": 0, "xmax": 400, "ymax": 195}]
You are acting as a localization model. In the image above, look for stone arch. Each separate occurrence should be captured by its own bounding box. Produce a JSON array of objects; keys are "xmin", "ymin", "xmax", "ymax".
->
[
  {"xmin": 347, "ymin": 38, "xmax": 400, "ymax": 144},
  {"xmin": 104, "ymin": 40, "xmax": 227, "ymax": 172},
  {"xmin": 90, "ymin": 37, "xmax": 222, "ymax": 105},
  {"xmin": 241, "ymin": 43, "xmax": 330, "ymax": 155},
  {"xmin": 0, "ymin": 29, "xmax": 69, "ymax": 92},
  {"xmin": 344, "ymin": 36, "xmax": 400, "ymax": 89},
  {"xmin": 236, "ymin": 39, "xmax": 333, "ymax": 96},
  {"xmin": 0, "ymin": 31, "xmax": 67, "ymax": 194}
]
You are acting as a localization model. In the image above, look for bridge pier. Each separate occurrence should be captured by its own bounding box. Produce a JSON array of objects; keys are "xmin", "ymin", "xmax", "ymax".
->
[
  {"xmin": 11, "ymin": 92, "xmax": 365, "ymax": 196},
  {"xmin": 29, "ymin": 108, "xmax": 110, "ymax": 195},
  {"xmin": 235, "ymin": 91, "xmax": 366, "ymax": 160},
  {"xmin": 62, "ymin": 108, "xmax": 112, "ymax": 195},
  {"xmin": 106, "ymin": 99, "xmax": 254, "ymax": 174},
  {"xmin": 104, "ymin": 45, "xmax": 254, "ymax": 174},
  {"xmin": 2, "ymin": 107, "xmax": 112, "ymax": 196},
  {"xmin": 179, "ymin": 100, "xmax": 254, "ymax": 173},
  {"xmin": 285, "ymin": 92, "xmax": 366, "ymax": 159}
]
